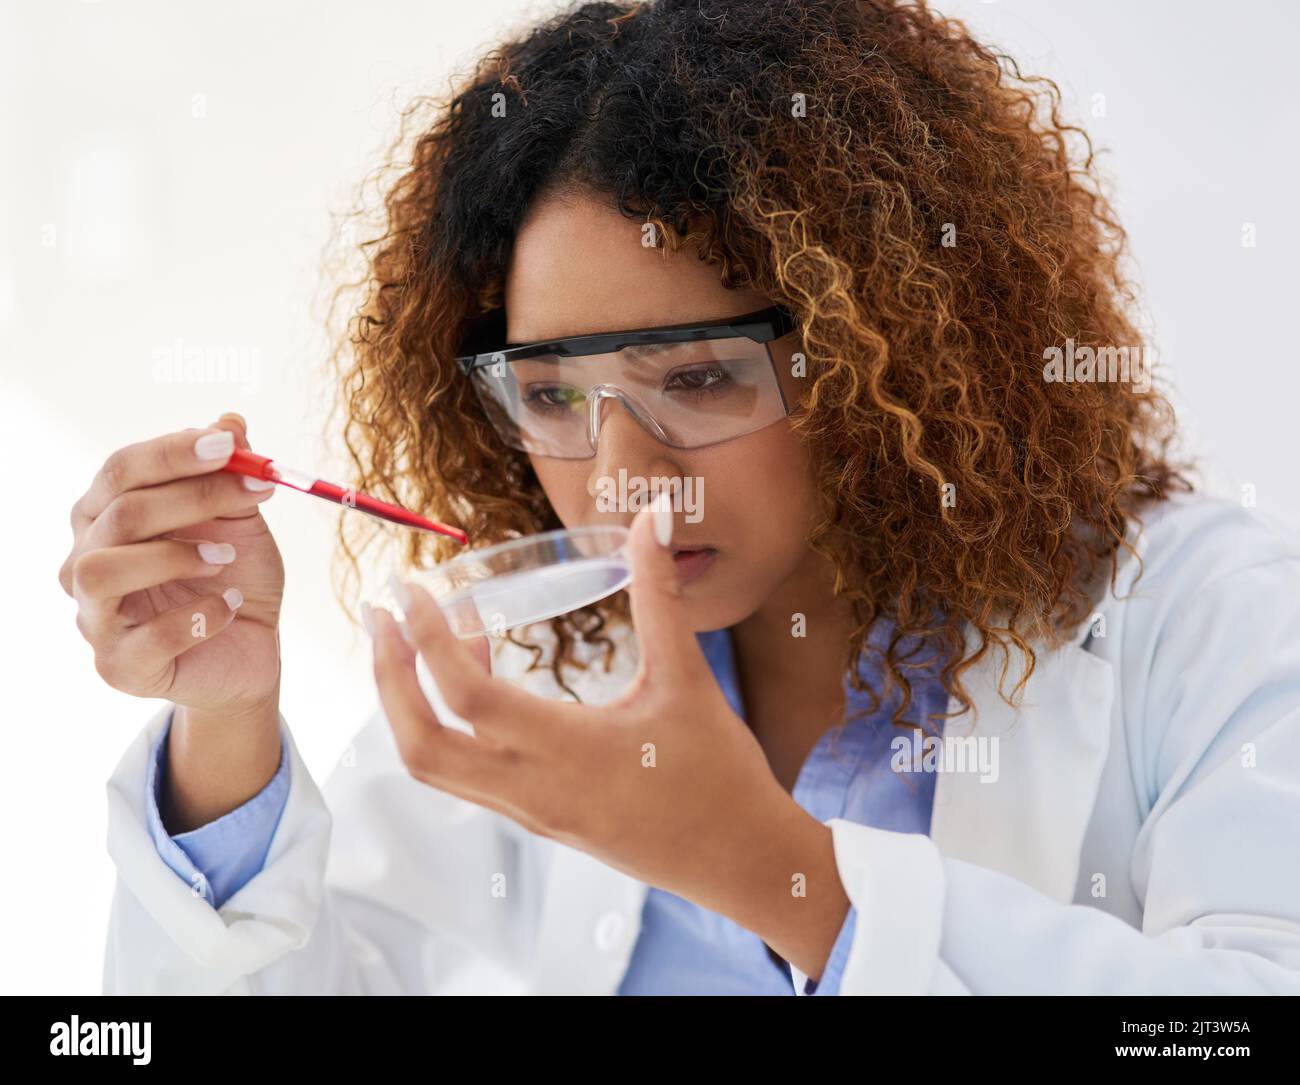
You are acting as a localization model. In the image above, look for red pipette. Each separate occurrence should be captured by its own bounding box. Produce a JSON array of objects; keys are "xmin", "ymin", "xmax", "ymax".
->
[{"xmin": 222, "ymin": 448, "xmax": 469, "ymax": 545}]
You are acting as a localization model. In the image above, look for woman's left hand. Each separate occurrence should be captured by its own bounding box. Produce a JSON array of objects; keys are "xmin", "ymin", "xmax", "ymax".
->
[{"xmin": 365, "ymin": 496, "xmax": 807, "ymax": 921}]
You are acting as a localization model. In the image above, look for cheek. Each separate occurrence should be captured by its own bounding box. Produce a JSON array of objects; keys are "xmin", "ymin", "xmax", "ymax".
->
[
  {"xmin": 697, "ymin": 423, "xmax": 816, "ymax": 547},
  {"xmin": 712, "ymin": 423, "xmax": 811, "ymax": 514},
  {"xmin": 527, "ymin": 456, "xmax": 590, "ymax": 526}
]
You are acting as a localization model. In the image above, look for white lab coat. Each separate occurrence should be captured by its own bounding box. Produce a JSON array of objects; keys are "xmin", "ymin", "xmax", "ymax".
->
[{"xmin": 102, "ymin": 492, "xmax": 1300, "ymax": 994}]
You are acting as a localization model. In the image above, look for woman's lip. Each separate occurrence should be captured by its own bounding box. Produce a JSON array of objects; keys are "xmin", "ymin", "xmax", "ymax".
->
[{"xmin": 671, "ymin": 546, "xmax": 717, "ymax": 584}]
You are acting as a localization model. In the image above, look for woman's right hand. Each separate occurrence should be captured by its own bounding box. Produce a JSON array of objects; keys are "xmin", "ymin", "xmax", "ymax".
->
[{"xmin": 61, "ymin": 413, "xmax": 285, "ymax": 722}]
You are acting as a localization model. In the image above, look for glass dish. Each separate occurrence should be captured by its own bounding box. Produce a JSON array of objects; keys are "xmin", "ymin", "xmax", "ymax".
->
[{"xmin": 380, "ymin": 524, "xmax": 631, "ymax": 639}]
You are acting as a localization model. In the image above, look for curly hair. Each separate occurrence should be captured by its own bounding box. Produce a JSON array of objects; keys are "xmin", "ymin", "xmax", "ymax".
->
[{"xmin": 326, "ymin": 0, "xmax": 1192, "ymax": 729}]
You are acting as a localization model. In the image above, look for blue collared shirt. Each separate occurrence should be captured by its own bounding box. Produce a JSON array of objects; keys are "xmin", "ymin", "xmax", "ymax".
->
[
  {"xmin": 146, "ymin": 623, "xmax": 946, "ymax": 994},
  {"xmin": 145, "ymin": 711, "xmax": 290, "ymax": 909},
  {"xmin": 617, "ymin": 624, "xmax": 947, "ymax": 995}
]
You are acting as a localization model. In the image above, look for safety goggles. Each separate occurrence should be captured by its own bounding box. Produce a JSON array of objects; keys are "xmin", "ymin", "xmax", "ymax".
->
[{"xmin": 455, "ymin": 305, "xmax": 797, "ymax": 460}]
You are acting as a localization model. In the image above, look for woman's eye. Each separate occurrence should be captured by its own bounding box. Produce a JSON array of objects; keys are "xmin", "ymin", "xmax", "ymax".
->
[
  {"xmin": 523, "ymin": 385, "xmax": 585, "ymax": 413},
  {"xmin": 665, "ymin": 365, "xmax": 732, "ymax": 395}
]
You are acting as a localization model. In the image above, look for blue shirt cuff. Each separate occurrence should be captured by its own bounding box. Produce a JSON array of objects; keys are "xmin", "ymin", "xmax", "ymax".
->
[
  {"xmin": 145, "ymin": 706, "xmax": 291, "ymax": 909},
  {"xmin": 804, "ymin": 905, "xmax": 857, "ymax": 995}
]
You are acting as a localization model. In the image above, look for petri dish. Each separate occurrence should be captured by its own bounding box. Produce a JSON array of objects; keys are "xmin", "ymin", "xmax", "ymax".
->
[{"xmin": 380, "ymin": 524, "xmax": 631, "ymax": 639}]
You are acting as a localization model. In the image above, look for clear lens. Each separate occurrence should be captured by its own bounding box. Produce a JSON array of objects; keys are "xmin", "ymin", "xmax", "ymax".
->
[
  {"xmin": 470, "ymin": 336, "xmax": 786, "ymax": 458},
  {"xmin": 380, "ymin": 525, "xmax": 631, "ymax": 638}
]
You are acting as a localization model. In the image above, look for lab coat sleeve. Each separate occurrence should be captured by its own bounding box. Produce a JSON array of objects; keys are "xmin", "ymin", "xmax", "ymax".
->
[
  {"xmin": 104, "ymin": 701, "xmax": 535, "ymax": 994},
  {"xmin": 823, "ymin": 556, "xmax": 1300, "ymax": 995}
]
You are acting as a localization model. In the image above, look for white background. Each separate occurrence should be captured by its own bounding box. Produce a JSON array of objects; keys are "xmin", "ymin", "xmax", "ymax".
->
[{"xmin": 1, "ymin": 0, "xmax": 1297, "ymax": 993}]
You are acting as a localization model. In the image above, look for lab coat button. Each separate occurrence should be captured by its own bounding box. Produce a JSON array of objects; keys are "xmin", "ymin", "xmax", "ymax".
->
[{"xmin": 593, "ymin": 910, "xmax": 627, "ymax": 953}]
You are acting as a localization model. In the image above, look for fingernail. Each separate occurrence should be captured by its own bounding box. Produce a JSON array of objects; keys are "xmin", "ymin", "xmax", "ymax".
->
[
  {"xmin": 198, "ymin": 542, "xmax": 236, "ymax": 565},
  {"xmin": 387, "ymin": 572, "xmax": 413, "ymax": 611},
  {"xmin": 651, "ymin": 490, "xmax": 673, "ymax": 548},
  {"xmin": 222, "ymin": 587, "xmax": 244, "ymax": 610},
  {"xmin": 360, "ymin": 600, "xmax": 378, "ymax": 637},
  {"xmin": 195, "ymin": 430, "xmax": 235, "ymax": 460},
  {"xmin": 242, "ymin": 476, "xmax": 276, "ymax": 492}
]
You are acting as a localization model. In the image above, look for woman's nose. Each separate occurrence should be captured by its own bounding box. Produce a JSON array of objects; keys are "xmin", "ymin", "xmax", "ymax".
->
[
  {"xmin": 585, "ymin": 395, "xmax": 681, "ymax": 501},
  {"xmin": 585, "ymin": 385, "xmax": 670, "ymax": 450}
]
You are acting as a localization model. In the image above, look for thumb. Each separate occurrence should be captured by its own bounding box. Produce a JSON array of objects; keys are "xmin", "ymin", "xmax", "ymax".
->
[
  {"xmin": 626, "ymin": 491, "xmax": 709, "ymax": 684},
  {"xmin": 211, "ymin": 411, "xmax": 250, "ymax": 450}
]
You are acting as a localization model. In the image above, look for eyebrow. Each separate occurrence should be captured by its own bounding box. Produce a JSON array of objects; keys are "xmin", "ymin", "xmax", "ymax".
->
[
  {"xmin": 501, "ymin": 338, "xmax": 700, "ymax": 361},
  {"xmin": 622, "ymin": 341, "xmax": 688, "ymax": 358},
  {"xmin": 510, "ymin": 344, "xmax": 685, "ymax": 365},
  {"xmin": 504, "ymin": 318, "xmax": 728, "ymax": 349}
]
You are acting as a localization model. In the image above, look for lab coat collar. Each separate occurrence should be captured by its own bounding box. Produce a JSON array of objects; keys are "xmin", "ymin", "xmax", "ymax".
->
[{"xmin": 921, "ymin": 519, "xmax": 1146, "ymax": 901}]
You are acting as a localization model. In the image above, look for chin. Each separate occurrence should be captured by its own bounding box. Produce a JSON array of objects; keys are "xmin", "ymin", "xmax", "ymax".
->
[{"xmin": 678, "ymin": 581, "xmax": 759, "ymax": 634}]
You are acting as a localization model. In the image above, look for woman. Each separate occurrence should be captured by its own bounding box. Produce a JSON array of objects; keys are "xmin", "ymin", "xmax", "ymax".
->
[{"xmin": 67, "ymin": 0, "xmax": 1300, "ymax": 994}]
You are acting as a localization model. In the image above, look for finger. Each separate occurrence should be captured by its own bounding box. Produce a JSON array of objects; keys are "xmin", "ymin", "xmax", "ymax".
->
[
  {"xmin": 93, "ymin": 588, "xmax": 245, "ymax": 696},
  {"xmin": 465, "ymin": 633, "xmax": 492, "ymax": 676},
  {"xmin": 393, "ymin": 576, "xmax": 535, "ymax": 740},
  {"xmin": 626, "ymin": 491, "xmax": 712, "ymax": 684},
  {"xmin": 88, "ymin": 471, "xmax": 275, "ymax": 549},
  {"xmin": 71, "ymin": 538, "xmax": 237, "ymax": 637},
  {"xmin": 439, "ymin": 593, "xmax": 500, "ymax": 657},
  {"xmin": 207, "ymin": 412, "xmax": 277, "ymax": 497},
  {"xmin": 214, "ymin": 412, "xmax": 250, "ymax": 450},
  {"xmin": 72, "ymin": 538, "xmax": 236, "ymax": 607},
  {"xmin": 75, "ymin": 427, "xmax": 241, "ymax": 525},
  {"xmin": 367, "ymin": 605, "xmax": 512, "ymax": 795},
  {"xmin": 433, "ymin": 596, "xmax": 492, "ymax": 674}
]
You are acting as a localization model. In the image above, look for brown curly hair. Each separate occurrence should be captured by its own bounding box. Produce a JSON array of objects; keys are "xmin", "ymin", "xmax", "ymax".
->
[{"xmin": 326, "ymin": 0, "xmax": 1192, "ymax": 729}]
